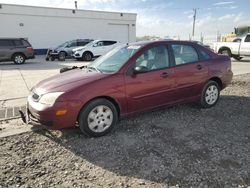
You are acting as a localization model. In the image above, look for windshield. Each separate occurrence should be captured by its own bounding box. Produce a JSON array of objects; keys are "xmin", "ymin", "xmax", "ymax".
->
[{"xmin": 90, "ymin": 45, "xmax": 141, "ymax": 73}]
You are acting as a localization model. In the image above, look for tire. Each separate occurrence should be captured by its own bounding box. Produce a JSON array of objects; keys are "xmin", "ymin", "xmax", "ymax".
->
[
  {"xmin": 13, "ymin": 53, "xmax": 25, "ymax": 64},
  {"xmin": 219, "ymin": 49, "xmax": 231, "ymax": 57},
  {"xmin": 58, "ymin": 52, "xmax": 66, "ymax": 61},
  {"xmin": 82, "ymin": 52, "xmax": 92, "ymax": 61},
  {"xmin": 50, "ymin": 57, "xmax": 55, "ymax": 61},
  {"xmin": 200, "ymin": 80, "xmax": 220, "ymax": 108},
  {"xmin": 233, "ymin": 55, "xmax": 243, "ymax": 61},
  {"xmin": 78, "ymin": 98, "xmax": 118, "ymax": 137}
]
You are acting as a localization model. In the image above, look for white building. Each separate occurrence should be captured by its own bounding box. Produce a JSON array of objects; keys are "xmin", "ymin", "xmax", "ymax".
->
[{"xmin": 0, "ymin": 3, "xmax": 136, "ymax": 53}]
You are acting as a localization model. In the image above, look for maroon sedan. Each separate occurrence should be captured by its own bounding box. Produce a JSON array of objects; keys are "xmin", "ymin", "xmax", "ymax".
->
[{"xmin": 22, "ymin": 40, "xmax": 233, "ymax": 137}]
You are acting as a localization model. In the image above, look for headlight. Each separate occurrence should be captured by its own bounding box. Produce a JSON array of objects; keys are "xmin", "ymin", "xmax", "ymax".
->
[{"xmin": 39, "ymin": 92, "xmax": 64, "ymax": 105}]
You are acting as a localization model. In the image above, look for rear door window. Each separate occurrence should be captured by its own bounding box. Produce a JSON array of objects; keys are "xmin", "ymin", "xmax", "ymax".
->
[
  {"xmin": 0, "ymin": 40, "xmax": 14, "ymax": 47},
  {"xmin": 13, "ymin": 40, "xmax": 23, "ymax": 46},
  {"xmin": 171, "ymin": 44, "xmax": 199, "ymax": 65}
]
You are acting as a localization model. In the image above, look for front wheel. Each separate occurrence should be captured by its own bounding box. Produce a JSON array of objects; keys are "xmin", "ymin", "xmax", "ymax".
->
[
  {"xmin": 82, "ymin": 52, "xmax": 92, "ymax": 61},
  {"xmin": 200, "ymin": 81, "xmax": 220, "ymax": 108},
  {"xmin": 58, "ymin": 52, "xmax": 66, "ymax": 61},
  {"xmin": 78, "ymin": 99, "xmax": 118, "ymax": 137}
]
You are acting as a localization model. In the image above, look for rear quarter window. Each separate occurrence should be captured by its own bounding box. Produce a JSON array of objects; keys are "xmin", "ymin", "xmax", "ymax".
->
[
  {"xmin": 104, "ymin": 41, "xmax": 117, "ymax": 46},
  {"xmin": 21, "ymin": 40, "xmax": 31, "ymax": 47},
  {"xmin": 199, "ymin": 49, "xmax": 212, "ymax": 60}
]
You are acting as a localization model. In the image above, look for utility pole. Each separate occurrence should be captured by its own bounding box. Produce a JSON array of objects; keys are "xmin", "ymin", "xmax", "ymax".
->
[
  {"xmin": 192, "ymin": 8, "xmax": 197, "ymax": 37},
  {"xmin": 74, "ymin": 1, "xmax": 78, "ymax": 9}
]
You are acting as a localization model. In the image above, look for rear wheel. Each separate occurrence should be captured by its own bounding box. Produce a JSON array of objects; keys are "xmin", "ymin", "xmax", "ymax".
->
[
  {"xmin": 200, "ymin": 80, "xmax": 220, "ymax": 108},
  {"xmin": 78, "ymin": 99, "xmax": 118, "ymax": 137},
  {"xmin": 82, "ymin": 52, "xmax": 92, "ymax": 61},
  {"xmin": 13, "ymin": 54, "xmax": 25, "ymax": 64},
  {"xmin": 219, "ymin": 49, "xmax": 231, "ymax": 57}
]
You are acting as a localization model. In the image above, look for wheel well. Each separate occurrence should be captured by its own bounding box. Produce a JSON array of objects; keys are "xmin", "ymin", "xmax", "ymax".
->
[
  {"xmin": 77, "ymin": 96, "xmax": 121, "ymax": 121},
  {"xmin": 60, "ymin": 51, "xmax": 67, "ymax": 56},
  {"xmin": 218, "ymin": 47, "xmax": 231, "ymax": 54},
  {"xmin": 83, "ymin": 51, "xmax": 93, "ymax": 57},
  {"xmin": 209, "ymin": 77, "xmax": 223, "ymax": 89},
  {"xmin": 11, "ymin": 52, "xmax": 26, "ymax": 60}
]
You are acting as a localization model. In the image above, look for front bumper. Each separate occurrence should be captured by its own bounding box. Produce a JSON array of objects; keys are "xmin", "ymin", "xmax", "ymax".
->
[{"xmin": 20, "ymin": 96, "xmax": 81, "ymax": 130}]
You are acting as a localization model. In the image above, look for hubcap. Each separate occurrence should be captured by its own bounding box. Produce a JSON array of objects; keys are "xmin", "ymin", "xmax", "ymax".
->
[
  {"xmin": 85, "ymin": 53, "xmax": 91, "ymax": 60},
  {"xmin": 15, "ymin": 55, "xmax": 24, "ymax": 64},
  {"xmin": 205, "ymin": 85, "xmax": 218, "ymax": 105},
  {"xmin": 87, "ymin": 105, "xmax": 113, "ymax": 133}
]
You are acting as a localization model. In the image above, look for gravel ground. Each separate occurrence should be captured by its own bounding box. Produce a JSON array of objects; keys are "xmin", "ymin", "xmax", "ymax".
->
[{"xmin": 0, "ymin": 74, "xmax": 250, "ymax": 188}]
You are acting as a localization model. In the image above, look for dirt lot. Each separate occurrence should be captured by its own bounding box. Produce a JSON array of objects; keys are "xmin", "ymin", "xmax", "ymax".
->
[{"xmin": 0, "ymin": 74, "xmax": 250, "ymax": 188}]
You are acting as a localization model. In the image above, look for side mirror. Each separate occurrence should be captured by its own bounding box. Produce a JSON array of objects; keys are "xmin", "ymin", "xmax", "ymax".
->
[{"xmin": 133, "ymin": 66, "xmax": 147, "ymax": 74}]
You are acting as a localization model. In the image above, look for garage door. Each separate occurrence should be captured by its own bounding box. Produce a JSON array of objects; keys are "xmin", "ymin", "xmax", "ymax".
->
[{"xmin": 108, "ymin": 24, "xmax": 129, "ymax": 43}]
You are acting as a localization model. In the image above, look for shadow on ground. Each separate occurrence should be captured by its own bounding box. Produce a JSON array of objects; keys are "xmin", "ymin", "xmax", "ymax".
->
[{"xmin": 38, "ymin": 95, "xmax": 250, "ymax": 187}]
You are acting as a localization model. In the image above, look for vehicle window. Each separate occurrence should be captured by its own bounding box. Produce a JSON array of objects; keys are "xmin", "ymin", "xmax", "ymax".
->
[
  {"xmin": 199, "ymin": 50, "xmax": 211, "ymax": 60},
  {"xmin": 21, "ymin": 40, "xmax": 30, "ymax": 47},
  {"xmin": 244, "ymin": 35, "xmax": 250, "ymax": 42},
  {"xmin": 77, "ymin": 41, "xmax": 89, "ymax": 46},
  {"xmin": 135, "ymin": 46, "xmax": 169, "ymax": 72},
  {"xmin": 97, "ymin": 41, "xmax": 104, "ymax": 46},
  {"xmin": 91, "ymin": 45, "xmax": 140, "ymax": 73},
  {"xmin": 171, "ymin": 44, "xmax": 198, "ymax": 65},
  {"xmin": 103, "ymin": 41, "xmax": 117, "ymax": 46},
  {"xmin": 0, "ymin": 40, "xmax": 14, "ymax": 47},
  {"xmin": 66, "ymin": 41, "xmax": 77, "ymax": 48},
  {"xmin": 13, "ymin": 40, "xmax": 22, "ymax": 46}
]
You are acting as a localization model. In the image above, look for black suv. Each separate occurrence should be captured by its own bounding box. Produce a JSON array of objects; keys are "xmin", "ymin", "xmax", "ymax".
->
[{"xmin": 0, "ymin": 38, "xmax": 35, "ymax": 64}]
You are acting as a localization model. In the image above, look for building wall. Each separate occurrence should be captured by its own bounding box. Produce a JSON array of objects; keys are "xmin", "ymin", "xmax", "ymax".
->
[{"xmin": 0, "ymin": 4, "xmax": 136, "ymax": 50}]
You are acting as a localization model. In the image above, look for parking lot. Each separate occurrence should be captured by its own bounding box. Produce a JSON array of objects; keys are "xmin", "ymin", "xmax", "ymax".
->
[
  {"xmin": 0, "ymin": 57, "xmax": 250, "ymax": 121},
  {"xmin": 0, "ymin": 56, "xmax": 250, "ymax": 187},
  {"xmin": 0, "ymin": 73, "xmax": 249, "ymax": 187}
]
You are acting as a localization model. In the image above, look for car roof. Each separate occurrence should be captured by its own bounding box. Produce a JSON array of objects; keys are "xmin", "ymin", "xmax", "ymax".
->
[
  {"xmin": 0, "ymin": 38, "xmax": 27, "ymax": 40},
  {"xmin": 129, "ymin": 40, "xmax": 199, "ymax": 47}
]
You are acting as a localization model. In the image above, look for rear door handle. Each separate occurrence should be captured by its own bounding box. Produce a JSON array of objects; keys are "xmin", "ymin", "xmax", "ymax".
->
[
  {"xmin": 196, "ymin": 64, "xmax": 203, "ymax": 70},
  {"xmin": 160, "ymin": 72, "xmax": 168, "ymax": 78}
]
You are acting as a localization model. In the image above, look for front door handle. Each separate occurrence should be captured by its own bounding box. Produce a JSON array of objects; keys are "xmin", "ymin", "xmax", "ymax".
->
[
  {"xmin": 196, "ymin": 64, "xmax": 203, "ymax": 70},
  {"xmin": 160, "ymin": 72, "xmax": 168, "ymax": 78}
]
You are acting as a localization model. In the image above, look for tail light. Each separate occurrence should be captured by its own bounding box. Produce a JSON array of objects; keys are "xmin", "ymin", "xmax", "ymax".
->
[{"xmin": 26, "ymin": 47, "xmax": 33, "ymax": 52}]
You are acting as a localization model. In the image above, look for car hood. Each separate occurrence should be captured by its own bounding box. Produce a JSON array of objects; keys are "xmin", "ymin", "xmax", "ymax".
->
[
  {"xmin": 34, "ymin": 69, "xmax": 107, "ymax": 94},
  {"xmin": 72, "ymin": 46, "xmax": 85, "ymax": 52}
]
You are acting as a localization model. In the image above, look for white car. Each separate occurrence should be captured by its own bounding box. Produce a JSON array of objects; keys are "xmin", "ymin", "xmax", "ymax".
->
[
  {"xmin": 213, "ymin": 33, "xmax": 250, "ymax": 61},
  {"xmin": 73, "ymin": 40, "xmax": 120, "ymax": 61}
]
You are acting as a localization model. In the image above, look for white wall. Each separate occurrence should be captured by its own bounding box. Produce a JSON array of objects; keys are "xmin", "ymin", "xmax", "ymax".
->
[{"xmin": 0, "ymin": 4, "xmax": 136, "ymax": 49}]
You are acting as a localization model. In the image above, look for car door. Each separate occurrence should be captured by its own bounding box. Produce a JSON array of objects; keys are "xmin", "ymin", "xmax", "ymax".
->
[
  {"xmin": 240, "ymin": 35, "xmax": 250, "ymax": 56},
  {"xmin": 170, "ymin": 43, "xmax": 208, "ymax": 101},
  {"xmin": 125, "ymin": 45, "xmax": 176, "ymax": 113},
  {"xmin": 0, "ymin": 39, "xmax": 14, "ymax": 61},
  {"xmin": 92, "ymin": 41, "xmax": 106, "ymax": 56},
  {"xmin": 103, "ymin": 41, "xmax": 117, "ymax": 53}
]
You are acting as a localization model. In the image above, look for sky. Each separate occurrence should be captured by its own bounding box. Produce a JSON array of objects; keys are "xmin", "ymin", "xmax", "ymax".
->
[{"xmin": 0, "ymin": 0, "xmax": 249, "ymax": 39}]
